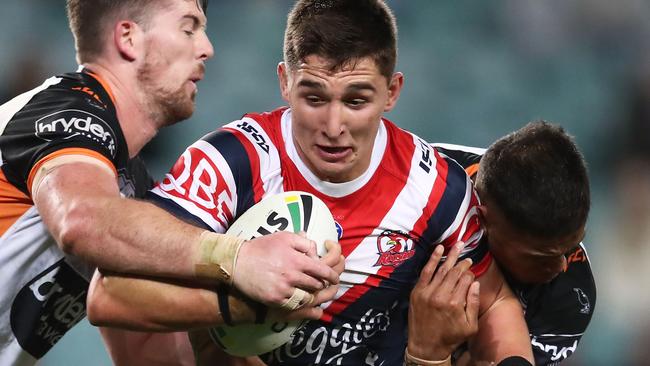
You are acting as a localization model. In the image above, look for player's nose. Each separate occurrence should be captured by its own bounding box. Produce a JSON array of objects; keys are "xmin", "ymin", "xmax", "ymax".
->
[{"xmin": 323, "ymin": 104, "xmax": 345, "ymax": 138}]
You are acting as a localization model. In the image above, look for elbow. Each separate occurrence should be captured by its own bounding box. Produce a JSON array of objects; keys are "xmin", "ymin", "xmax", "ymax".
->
[
  {"xmin": 86, "ymin": 274, "xmax": 110, "ymax": 327},
  {"xmin": 87, "ymin": 309, "xmax": 111, "ymax": 328},
  {"xmin": 87, "ymin": 302, "xmax": 104, "ymax": 328},
  {"xmin": 86, "ymin": 299, "xmax": 105, "ymax": 327}
]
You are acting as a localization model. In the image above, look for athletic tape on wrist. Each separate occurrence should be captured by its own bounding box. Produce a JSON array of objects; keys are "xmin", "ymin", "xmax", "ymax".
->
[
  {"xmin": 404, "ymin": 348, "xmax": 451, "ymax": 366},
  {"xmin": 195, "ymin": 231, "xmax": 246, "ymax": 285}
]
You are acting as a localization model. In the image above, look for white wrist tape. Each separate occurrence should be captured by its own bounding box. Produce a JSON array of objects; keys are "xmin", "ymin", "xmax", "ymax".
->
[
  {"xmin": 195, "ymin": 231, "xmax": 246, "ymax": 285},
  {"xmin": 404, "ymin": 348, "xmax": 451, "ymax": 366}
]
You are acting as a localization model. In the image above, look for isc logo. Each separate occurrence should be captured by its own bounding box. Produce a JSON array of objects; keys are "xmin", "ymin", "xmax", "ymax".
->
[
  {"xmin": 34, "ymin": 109, "xmax": 116, "ymax": 157},
  {"xmin": 236, "ymin": 121, "xmax": 270, "ymax": 153},
  {"xmin": 417, "ymin": 138, "xmax": 433, "ymax": 173},
  {"xmin": 252, "ymin": 211, "xmax": 289, "ymax": 238}
]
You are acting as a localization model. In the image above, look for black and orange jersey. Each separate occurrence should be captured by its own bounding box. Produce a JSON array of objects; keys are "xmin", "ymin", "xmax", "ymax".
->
[
  {"xmin": 0, "ymin": 70, "xmax": 153, "ymax": 365},
  {"xmin": 433, "ymin": 143, "xmax": 596, "ymax": 365}
]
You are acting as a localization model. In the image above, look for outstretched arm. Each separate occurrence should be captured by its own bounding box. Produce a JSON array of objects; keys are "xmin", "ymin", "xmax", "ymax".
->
[
  {"xmin": 35, "ymin": 162, "xmax": 204, "ymax": 279},
  {"xmin": 87, "ymin": 240, "xmax": 345, "ymax": 331},
  {"xmin": 35, "ymin": 162, "xmax": 339, "ymax": 306}
]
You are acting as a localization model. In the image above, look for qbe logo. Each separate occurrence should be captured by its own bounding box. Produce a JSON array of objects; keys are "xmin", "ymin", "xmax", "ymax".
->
[{"xmin": 34, "ymin": 109, "xmax": 116, "ymax": 157}]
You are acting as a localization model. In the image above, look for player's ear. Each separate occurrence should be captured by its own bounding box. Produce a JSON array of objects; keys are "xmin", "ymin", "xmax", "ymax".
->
[
  {"xmin": 384, "ymin": 72, "xmax": 404, "ymax": 112},
  {"xmin": 113, "ymin": 20, "xmax": 141, "ymax": 62},
  {"xmin": 278, "ymin": 62, "xmax": 291, "ymax": 102},
  {"xmin": 477, "ymin": 205, "xmax": 489, "ymax": 227}
]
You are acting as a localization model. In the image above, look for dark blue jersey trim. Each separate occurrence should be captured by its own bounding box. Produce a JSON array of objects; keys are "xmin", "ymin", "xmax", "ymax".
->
[
  {"xmin": 419, "ymin": 158, "xmax": 469, "ymax": 247},
  {"xmin": 201, "ymin": 129, "xmax": 256, "ymax": 219},
  {"xmin": 145, "ymin": 191, "xmax": 212, "ymax": 231}
]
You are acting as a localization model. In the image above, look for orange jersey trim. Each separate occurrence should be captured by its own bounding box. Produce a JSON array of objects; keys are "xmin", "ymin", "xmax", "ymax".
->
[
  {"xmin": 565, "ymin": 246, "xmax": 587, "ymax": 270},
  {"xmin": 84, "ymin": 70, "xmax": 117, "ymax": 105},
  {"xmin": 465, "ymin": 163, "xmax": 479, "ymax": 180},
  {"xmin": 0, "ymin": 170, "xmax": 32, "ymax": 237},
  {"xmin": 27, "ymin": 148, "xmax": 117, "ymax": 196}
]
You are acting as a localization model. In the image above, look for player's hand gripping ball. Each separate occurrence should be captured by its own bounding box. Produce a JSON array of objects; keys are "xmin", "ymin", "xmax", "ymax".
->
[{"xmin": 209, "ymin": 191, "xmax": 338, "ymax": 356}]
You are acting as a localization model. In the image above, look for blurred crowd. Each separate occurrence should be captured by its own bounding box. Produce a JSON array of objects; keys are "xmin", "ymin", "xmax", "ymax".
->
[{"xmin": 2, "ymin": 1, "xmax": 648, "ymax": 365}]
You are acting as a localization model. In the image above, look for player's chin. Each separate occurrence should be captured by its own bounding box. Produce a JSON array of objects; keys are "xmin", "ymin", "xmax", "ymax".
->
[
  {"xmin": 177, "ymin": 97, "xmax": 196, "ymax": 117},
  {"xmin": 313, "ymin": 163, "xmax": 353, "ymax": 183},
  {"xmin": 163, "ymin": 103, "xmax": 195, "ymax": 126}
]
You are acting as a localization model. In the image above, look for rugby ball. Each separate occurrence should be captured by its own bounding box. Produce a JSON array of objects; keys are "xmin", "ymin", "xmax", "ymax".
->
[{"xmin": 208, "ymin": 191, "xmax": 338, "ymax": 356}]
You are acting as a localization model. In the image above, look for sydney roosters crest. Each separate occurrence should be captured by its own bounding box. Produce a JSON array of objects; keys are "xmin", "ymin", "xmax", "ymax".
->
[{"xmin": 374, "ymin": 230, "xmax": 415, "ymax": 267}]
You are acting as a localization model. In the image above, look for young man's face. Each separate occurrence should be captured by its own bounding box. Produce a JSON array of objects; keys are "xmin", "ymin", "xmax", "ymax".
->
[
  {"xmin": 137, "ymin": 0, "xmax": 214, "ymax": 125},
  {"xmin": 481, "ymin": 197, "xmax": 586, "ymax": 284},
  {"xmin": 279, "ymin": 55, "xmax": 402, "ymax": 183}
]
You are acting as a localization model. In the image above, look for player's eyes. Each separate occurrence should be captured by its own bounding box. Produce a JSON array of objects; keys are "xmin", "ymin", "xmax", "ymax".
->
[
  {"xmin": 305, "ymin": 95, "xmax": 325, "ymax": 105},
  {"xmin": 346, "ymin": 98, "xmax": 367, "ymax": 107}
]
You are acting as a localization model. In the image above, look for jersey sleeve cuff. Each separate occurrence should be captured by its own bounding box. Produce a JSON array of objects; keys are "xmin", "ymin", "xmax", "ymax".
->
[{"xmin": 28, "ymin": 148, "xmax": 117, "ymax": 197}]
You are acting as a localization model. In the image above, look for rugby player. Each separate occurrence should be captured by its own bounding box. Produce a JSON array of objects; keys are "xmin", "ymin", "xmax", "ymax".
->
[
  {"xmin": 422, "ymin": 122, "xmax": 596, "ymax": 365},
  {"xmin": 0, "ymin": 1, "xmax": 341, "ymax": 364}
]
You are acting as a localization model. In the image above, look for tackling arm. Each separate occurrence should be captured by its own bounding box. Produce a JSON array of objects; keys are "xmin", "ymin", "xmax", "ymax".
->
[
  {"xmin": 35, "ymin": 161, "xmax": 339, "ymax": 307},
  {"xmin": 34, "ymin": 162, "xmax": 205, "ymax": 280},
  {"xmin": 463, "ymin": 260, "xmax": 534, "ymax": 365},
  {"xmin": 88, "ymin": 272, "xmax": 271, "ymax": 366},
  {"xmin": 406, "ymin": 244, "xmax": 480, "ymax": 366},
  {"xmin": 86, "ymin": 240, "xmax": 345, "ymax": 331},
  {"xmin": 87, "ymin": 270, "xmax": 229, "ymax": 331},
  {"xmin": 405, "ymin": 245, "xmax": 532, "ymax": 366}
]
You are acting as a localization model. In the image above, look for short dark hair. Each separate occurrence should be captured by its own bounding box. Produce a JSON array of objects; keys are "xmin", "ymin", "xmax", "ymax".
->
[
  {"xmin": 66, "ymin": 0, "xmax": 208, "ymax": 64},
  {"xmin": 476, "ymin": 121, "xmax": 590, "ymax": 239},
  {"xmin": 283, "ymin": 0, "xmax": 398, "ymax": 80}
]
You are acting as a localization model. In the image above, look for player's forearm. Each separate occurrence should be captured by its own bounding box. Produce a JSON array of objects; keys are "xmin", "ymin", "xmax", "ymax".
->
[
  {"xmin": 35, "ymin": 163, "xmax": 206, "ymax": 280},
  {"xmin": 65, "ymin": 196, "xmax": 205, "ymax": 279},
  {"xmin": 469, "ymin": 296, "xmax": 534, "ymax": 364},
  {"xmin": 87, "ymin": 270, "xmax": 219, "ymax": 331},
  {"xmin": 87, "ymin": 270, "xmax": 258, "ymax": 331},
  {"xmin": 57, "ymin": 193, "xmax": 250, "ymax": 288},
  {"xmin": 470, "ymin": 262, "xmax": 534, "ymax": 364}
]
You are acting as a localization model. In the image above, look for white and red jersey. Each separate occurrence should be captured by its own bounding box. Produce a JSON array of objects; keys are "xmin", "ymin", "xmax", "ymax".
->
[{"xmin": 151, "ymin": 107, "xmax": 490, "ymax": 365}]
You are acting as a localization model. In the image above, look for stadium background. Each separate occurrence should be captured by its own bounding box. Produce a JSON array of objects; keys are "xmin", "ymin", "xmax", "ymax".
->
[{"xmin": 2, "ymin": 1, "xmax": 649, "ymax": 365}]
